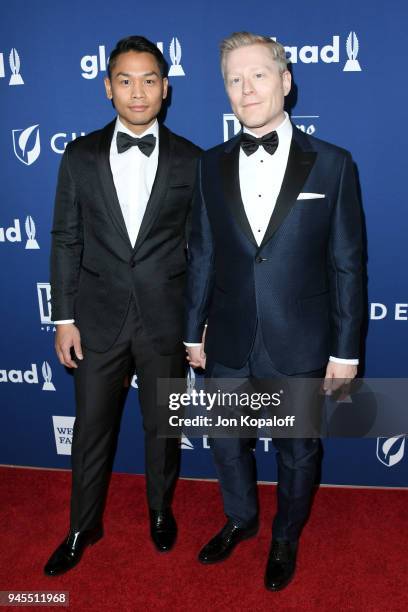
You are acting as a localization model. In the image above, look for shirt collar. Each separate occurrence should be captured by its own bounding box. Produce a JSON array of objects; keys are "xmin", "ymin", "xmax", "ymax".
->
[
  {"xmin": 242, "ymin": 111, "xmax": 292, "ymax": 144},
  {"xmin": 114, "ymin": 116, "xmax": 159, "ymax": 140}
]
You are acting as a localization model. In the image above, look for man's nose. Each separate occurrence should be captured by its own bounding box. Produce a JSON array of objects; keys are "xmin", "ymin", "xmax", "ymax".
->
[
  {"xmin": 131, "ymin": 80, "xmax": 145, "ymax": 98},
  {"xmin": 242, "ymin": 77, "xmax": 254, "ymax": 95}
]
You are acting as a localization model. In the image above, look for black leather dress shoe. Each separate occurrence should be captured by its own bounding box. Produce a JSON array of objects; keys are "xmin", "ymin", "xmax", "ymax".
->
[
  {"xmin": 264, "ymin": 540, "xmax": 297, "ymax": 591},
  {"xmin": 44, "ymin": 525, "xmax": 103, "ymax": 577},
  {"xmin": 149, "ymin": 508, "xmax": 177, "ymax": 552},
  {"xmin": 198, "ymin": 519, "xmax": 258, "ymax": 564}
]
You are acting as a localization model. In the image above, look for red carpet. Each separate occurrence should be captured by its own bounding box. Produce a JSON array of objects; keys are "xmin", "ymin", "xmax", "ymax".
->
[{"xmin": 0, "ymin": 466, "xmax": 407, "ymax": 611}]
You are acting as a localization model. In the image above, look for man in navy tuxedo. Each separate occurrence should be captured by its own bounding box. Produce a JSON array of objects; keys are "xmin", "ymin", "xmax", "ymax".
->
[{"xmin": 185, "ymin": 32, "xmax": 362, "ymax": 591}]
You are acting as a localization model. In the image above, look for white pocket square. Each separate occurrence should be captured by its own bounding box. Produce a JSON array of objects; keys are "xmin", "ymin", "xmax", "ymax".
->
[{"xmin": 297, "ymin": 192, "xmax": 326, "ymax": 200}]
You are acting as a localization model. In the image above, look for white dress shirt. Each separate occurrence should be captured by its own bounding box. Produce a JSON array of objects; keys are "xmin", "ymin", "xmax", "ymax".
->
[
  {"xmin": 55, "ymin": 116, "xmax": 159, "ymax": 325},
  {"xmin": 110, "ymin": 117, "xmax": 159, "ymax": 248},
  {"xmin": 240, "ymin": 111, "xmax": 292, "ymax": 246},
  {"xmin": 185, "ymin": 113, "xmax": 358, "ymax": 365}
]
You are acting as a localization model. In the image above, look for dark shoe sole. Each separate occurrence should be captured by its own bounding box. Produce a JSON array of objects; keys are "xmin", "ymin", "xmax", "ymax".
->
[
  {"xmin": 198, "ymin": 525, "xmax": 258, "ymax": 565},
  {"xmin": 264, "ymin": 566, "xmax": 295, "ymax": 592},
  {"xmin": 151, "ymin": 537, "xmax": 177, "ymax": 554},
  {"xmin": 150, "ymin": 529, "xmax": 177, "ymax": 553},
  {"xmin": 264, "ymin": 574, "xmax": 294, "ymax": 591}
]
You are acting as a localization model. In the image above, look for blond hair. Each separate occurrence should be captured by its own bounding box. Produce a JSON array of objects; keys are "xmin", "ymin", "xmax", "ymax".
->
[{"xmin": 220, "ymin": 31, "xmax": 288, "ymax": 78}]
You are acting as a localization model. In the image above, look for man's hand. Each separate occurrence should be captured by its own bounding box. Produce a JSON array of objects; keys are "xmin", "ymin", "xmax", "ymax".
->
[
  {"xmin": 55, "ymin": 323, "xmax": 83, "ymax": 368},
  {"xmin": 186, "ymin": 344, "xmax": 206, "ymax": 369},
  {"xmin": 323, "ymin": 361, "xmax": 357, "ymax": 394}
]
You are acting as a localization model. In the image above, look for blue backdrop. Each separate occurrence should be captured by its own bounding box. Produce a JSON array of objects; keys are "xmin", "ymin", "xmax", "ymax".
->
[{"xmin": 1, "ymin": 0, "xmax": 407, "ymax": 487}]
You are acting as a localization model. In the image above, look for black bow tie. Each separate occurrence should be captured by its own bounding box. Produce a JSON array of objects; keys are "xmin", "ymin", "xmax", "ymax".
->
[
  {"xmin": 116, "ymin": 131, "xmax": 156, "ymax": 156},
  {"xmin": 240, "ymin": 131, "xmax": 279, "ymax": 156}
]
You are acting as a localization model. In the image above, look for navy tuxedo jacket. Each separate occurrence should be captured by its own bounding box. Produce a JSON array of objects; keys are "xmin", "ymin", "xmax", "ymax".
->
[{"xmin": 185, "ymin": 125, "xmax": 363, "ymax": 374}]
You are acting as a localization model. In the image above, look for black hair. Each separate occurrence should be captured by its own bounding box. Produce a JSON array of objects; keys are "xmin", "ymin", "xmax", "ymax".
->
[{"xmin": 107, "ymin": 35, "xmax": 168, "ymax": 78}]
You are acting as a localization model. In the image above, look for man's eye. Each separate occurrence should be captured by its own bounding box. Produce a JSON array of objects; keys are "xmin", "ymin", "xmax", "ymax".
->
[
  {"xmin": 255, "ymin": 73, "xmax": 264, "ymax": 78},
  {"xmin": 121, "ymin": 79, "xmax": 130, "ymax": 85},
  {"xmin": 145, "ymin": 79, "xmax": 155, "ymax": 85},
  {"xmin": 230, "ymin": 77, "xmax": 240, "ymax": 85}
]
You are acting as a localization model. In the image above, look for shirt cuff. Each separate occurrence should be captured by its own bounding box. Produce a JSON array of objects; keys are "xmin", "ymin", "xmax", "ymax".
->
[
  {"xmin": 329, "ymin": 356, "xmax": 359, "ymax": 365},
  {"xmin": 184, "ymin": 342, "xmax": 202, "ymax": 347},
  {"xmin": 54, "ymin": 319, "xmax": 75, "ymax": 324}
]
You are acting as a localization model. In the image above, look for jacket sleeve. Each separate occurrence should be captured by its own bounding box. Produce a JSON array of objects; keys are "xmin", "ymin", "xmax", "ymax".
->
[
  {"xmin": 328, "ymin": 151, "xmax": 363, "ymax": 359},
  {"xmin": 184, "ymin": 158, "xmax": 215, "ymax": 342},
  {"xmin": 50, "ymin": 144, "xmax": 83, "ymax": 321}
]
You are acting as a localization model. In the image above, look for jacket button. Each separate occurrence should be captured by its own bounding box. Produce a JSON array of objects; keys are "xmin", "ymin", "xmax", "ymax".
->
[
  {"xmin": 255, "ymin": 256, "xmax": 266, "ymax": 263},
  {"xmin": 130, "ymin": 259, "xmax": 136, "ymax": 268}
]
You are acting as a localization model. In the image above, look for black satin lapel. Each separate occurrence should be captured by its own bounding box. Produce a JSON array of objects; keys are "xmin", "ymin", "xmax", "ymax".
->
[
  {"xmin": 260, "ymin": 139, "xmax": 317, "ymax": 248},
  {"xmin": 221, "ymin": 141, "xmax": 257, "ymax": 246},
  {"xmin": 96, "ymin": 121, "xmax": 132, "ymax": 249},
  {"xmin": 133, "ymin": 124, "xmax": 171, "ymax": 252}
]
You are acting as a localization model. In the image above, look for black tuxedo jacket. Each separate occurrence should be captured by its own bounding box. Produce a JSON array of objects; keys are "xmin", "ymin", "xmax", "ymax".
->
[
  {"xmin": 185, "ymin": 126, "xmax": 363, "ymax": 374},
  {"xmin": 50, "ymin": 120, "xmax": 201, "ymax": 354}
]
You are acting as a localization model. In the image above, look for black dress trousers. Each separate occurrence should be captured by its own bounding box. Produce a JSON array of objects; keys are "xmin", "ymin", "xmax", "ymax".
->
[{"xmin": 70, "ymin": 295, "xmax": 184, "ymax": 532}]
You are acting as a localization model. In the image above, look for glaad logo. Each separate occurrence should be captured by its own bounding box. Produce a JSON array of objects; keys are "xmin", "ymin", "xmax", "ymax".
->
[
  {"xmin": 271, "ymin": 32, "xmax": 362, "ymax": 71},
  {"xmin": 25, "ymin": 216, "xmax": 40, "ymax": 249},
  {"xmin": 80, "ymin": 45, "xmax": 107, "ymax": 79},
  {"xmin": 0, "ymin": 361, "xmax": 56, "ymax": 390},
  {"xmin": 81, "ymin": 39, "xmax": 185, "ymax": 79},
  {"xmin": 343, "ymin": 31, "xmax": 361, "ymax": 72},
  {"xmin": 376, "ymin": 436, "xmax": 406, "ymax": 467},
  {"xmin": 37, "ymin": 282, "xmax": 53, "ymax": 329},
  {"xmin": 12, "ymin": 125, "xmax": 40, "ymax": 165},
  {"xmin": 42, "ymin": 361, "xmax": 56, "ymax": 391},
  {"xmin": 0, "ymin": 216, "xmax": 40, "ymax": 249},
  {"xmin": 0, "ymin": 48, "xmax": 24, "ymax": 85},
  {"xmin": 52, "ymin": 416, "xmax": 75, "ymax": 455},
  {"xmin": 168, "ymin": 37, "xmax": 185, "ymax": 76}
]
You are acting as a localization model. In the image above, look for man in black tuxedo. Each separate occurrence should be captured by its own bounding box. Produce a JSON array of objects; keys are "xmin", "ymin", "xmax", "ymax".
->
[
  {"xmin": 185, "ymin": 32, "xmax": 362, "ymax": 591},
  {"xmin": 44, "ymin": 36, "xmax": 201, "ymax": 576}
]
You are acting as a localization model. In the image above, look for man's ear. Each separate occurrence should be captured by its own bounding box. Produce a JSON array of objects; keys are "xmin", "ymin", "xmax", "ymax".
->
[
  {"xmin": 162, "ymin": 77, "xmax": 169, "ymax": 100},
  {"xmin": 282, "ymin": 70, "xmax": 292, "ymax": 97},
  {"xmin": 104, "ymin": 77, "xmax": 113, "ymax": 100}
]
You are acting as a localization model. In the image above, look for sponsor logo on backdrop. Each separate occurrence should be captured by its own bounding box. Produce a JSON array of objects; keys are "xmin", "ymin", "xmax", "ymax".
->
[
  {"xmin": 370, "ymin": 303, "xmax": 408, "ymax": 321},
  {"xmin": 271, "ymin": 31, "xmax": 362, "ymax": 71},
  {"xmin": 223, "ymin": 113, "xmax": 241, "ymax": 141},
  {"xmin": 168, "ymin": 37, "xmax": 185, "ymax": 76},
  {"xmin": 0, "ymin": 48, "xmax": 24, "ymax": 85},
  {"xmin": 0, "ymin": 216, "xmax": 40, "ymax": 249},
  {"xmin": 181, "ymin": 434, "xmax": 194, "ymax": 450},
  {"xmin": 343, "ymin": 31, "xmax": 361, "ymax": 72},
  {"xmin": 81, "ymin": 38, "xmax": 185, "ymax": 79},
  {"xmin": 37, "ymin": 282, "xmax": 55, "ymax": 332},
  {"xmin": 0, "ymin": 360, "xmax": 56, "ymax": 390},
  {"xmin": 223, "ymin": 114, "xmax": 319, "ymax": 142},
  {"xmin": 12, "ymin": 125, "xmax": 86, "ymax": 163},
  {"xmin": 52, "ymin": 416, "xmax": 75, "ymax": 455},
  {"xmin": 292, "ymin": 115, "xmax": 319, "ymax": 136},
  {"xmin": 12, "ymin": 125, "xmax": 40, "ymax": 165},
  {"xmin": 376, "ymin": 436, "xmax": 406, "ymax": 467},
  {"xmin": 178, "ymin": 436, "xmax": 284, "ymax": 452},
  {"xmin": 50, "ymin": 132, "xmax": 86, "ymax": 153},
  {"xmin": 180, "ymin": 436, "xmax": 210, "ymax": 450}
]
